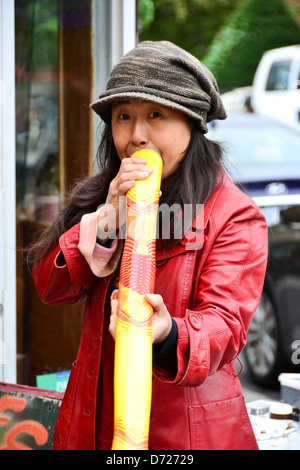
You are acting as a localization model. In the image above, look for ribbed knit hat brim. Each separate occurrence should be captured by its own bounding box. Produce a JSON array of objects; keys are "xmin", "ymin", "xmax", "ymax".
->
[{"xmin": 91, "ymin": 41, "xmax": 226, "ymax": 134}]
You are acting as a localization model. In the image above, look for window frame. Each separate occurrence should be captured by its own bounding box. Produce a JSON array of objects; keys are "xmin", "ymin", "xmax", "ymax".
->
[
  {"xmin": 0, "ymin": 0, "xmax": 17, "ymax": 383},
  {"xmin": 1, "ymin": 0, "xmax": 136, "ymax": 386}
]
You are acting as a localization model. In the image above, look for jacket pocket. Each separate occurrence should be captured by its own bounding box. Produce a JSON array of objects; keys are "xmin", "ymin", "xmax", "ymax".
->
[
  {"xmin": 188, "ymin": 396, "xmax": 258, "ymax": 450},
  {"xmin": 52, "ymin": 362, "xmax": 80, "ymax": 450}
]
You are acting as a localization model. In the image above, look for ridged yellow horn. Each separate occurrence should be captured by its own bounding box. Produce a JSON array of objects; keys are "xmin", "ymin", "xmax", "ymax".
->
[{"xmin": 111, "ymin": 149, "xmax": 162, "ymax": 450}]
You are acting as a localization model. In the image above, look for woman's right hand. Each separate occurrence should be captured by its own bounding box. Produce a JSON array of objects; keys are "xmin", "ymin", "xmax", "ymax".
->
[{"xmin": 96, "ymin": 156, "xmax": 153, "ymax": 242}]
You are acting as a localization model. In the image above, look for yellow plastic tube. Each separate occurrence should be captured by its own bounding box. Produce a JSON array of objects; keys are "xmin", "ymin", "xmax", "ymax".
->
[{"xmin": 111, "ymin": 149, "xmax": 162, "ymax": 450}]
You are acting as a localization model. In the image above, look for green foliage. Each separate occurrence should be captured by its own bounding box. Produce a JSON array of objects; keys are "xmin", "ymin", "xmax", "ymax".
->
[
  {"xmin": 138, "ymin": 0, "xmax": 155, "ymax": 30},
  {"xmin": 203, "ymin": 0, "xmax": 300, "ymax": 91},
  {"xmin": 139, "ymin": 0, "xmax": 242, "ymax": 59},
  {"xmin": 15, "ymin": 0, "xmax": 59, "ymax": 72}
]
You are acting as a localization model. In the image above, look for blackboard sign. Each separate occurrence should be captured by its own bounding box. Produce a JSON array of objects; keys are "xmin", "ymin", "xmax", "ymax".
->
[{"xmin": 0, "ymin": 382, "xmax": 63, "ymax": 450}]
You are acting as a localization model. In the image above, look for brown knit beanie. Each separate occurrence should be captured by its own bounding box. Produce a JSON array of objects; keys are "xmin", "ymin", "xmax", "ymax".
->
[{"xmin": 91, "ymin": 40, "xmax": 226, "ymax": 134}]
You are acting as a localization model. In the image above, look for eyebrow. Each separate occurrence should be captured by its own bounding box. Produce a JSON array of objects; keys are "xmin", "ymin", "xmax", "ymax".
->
[{"xmin": 112, "ymin": 99, "xmax": 131, "ymax": 108}]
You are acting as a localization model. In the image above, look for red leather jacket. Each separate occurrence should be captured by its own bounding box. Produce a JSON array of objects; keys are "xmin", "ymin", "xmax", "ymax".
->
[{"xmin": 33, "ymin": 174, "xmax": 268, "ymax": 450}]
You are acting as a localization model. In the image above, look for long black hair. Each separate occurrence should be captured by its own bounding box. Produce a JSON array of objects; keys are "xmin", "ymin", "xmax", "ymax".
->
[{"xmin": 26, "ymin": 121, "xmax": 224, "ymax": 265}]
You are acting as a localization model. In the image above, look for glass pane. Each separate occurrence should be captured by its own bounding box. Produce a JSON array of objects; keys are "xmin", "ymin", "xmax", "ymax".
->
[
  {"xmin": 208, "ymin": 119, "xmax": 300, "ymax": 167},
  {"xmin": 15, "ymin": 0, "xmax": 93, "ymax": 387},
  {"xmin": 16, "ymin": 0, "xmax": 59, "ymax": 224},
  {"xmin": 266, "ymin": 60, "xmax": 291, "ymax": 91}
]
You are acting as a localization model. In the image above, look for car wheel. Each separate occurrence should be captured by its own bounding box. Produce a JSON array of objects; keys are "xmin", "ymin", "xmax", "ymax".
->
[{"xmin": 244, "ymin": 291, "xmax": 285, "ymax": 388}]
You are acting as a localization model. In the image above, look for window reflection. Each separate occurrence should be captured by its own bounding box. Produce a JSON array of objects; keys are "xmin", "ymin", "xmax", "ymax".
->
[
  {"xmin": 16, "ymin": 0, "xmax": 59, "ymax": 223},
  {"xmin": 15, "ymin": 0, "xmax": 93, "ymax": 387}
]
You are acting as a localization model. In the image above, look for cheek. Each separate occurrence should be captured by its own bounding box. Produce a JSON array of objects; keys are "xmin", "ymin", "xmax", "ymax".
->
[
  {"xmin": 169, "ymin": 128, "xmax": 191, "ymax": 157},
  {"xmin": 168, "ymin": 121, "xmax": 191, "ymax": 149},
  {"xmin": 112, "ymin": 129, "xmax": 125, "ymax": 157},
  {"xmin": 179, "ymin": 126, "xmax": 192, "ymax": 151},
  {"xmin": 161, "ymin": 152, "xmax": 182, "ymax": 179},
  {"xmin": 160, "ymin": 129, "xmax": 191, "ymax": 178}
]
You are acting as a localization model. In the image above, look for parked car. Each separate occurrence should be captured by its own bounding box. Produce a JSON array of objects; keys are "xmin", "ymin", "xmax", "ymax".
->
[
  {"xmin": 207, "ymin": 113, "xmax": 300, "ymax": 387},
  {"xmin": 251, "ymin": 45, "xmax": 300, "ymax": 128}
]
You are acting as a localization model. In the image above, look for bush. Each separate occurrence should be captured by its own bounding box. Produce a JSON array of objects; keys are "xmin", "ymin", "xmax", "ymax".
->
[
  {"xmin": 203, "ymin": 0, "xmax": 300, "ymax": 91},
  {"xmin": 138, "ymin": 0, "xmax": 242, "ymax": 59}
]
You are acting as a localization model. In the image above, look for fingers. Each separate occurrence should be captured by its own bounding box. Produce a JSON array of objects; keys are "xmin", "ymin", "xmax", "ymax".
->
[
  {"xmin": 117, "ymin": 158, "xmax": 153, "ymax": 194},
  {"xmin": 109, "ymin": 294, "xmax": 172, "ymax": 346},
  {"xmin": 145, "ymin": 294, "xmax": 172, "ymax": 344},
  {"xmin": 107, "ymin": 157, "xmax": 153, "ymax": 202},
  {"xmin": 144, "ymin": 293, "xmax": 164, "ymax": 311},
  {"xmin": 104, "ymin": 157, "xmax": 154, "ymax": 231}
]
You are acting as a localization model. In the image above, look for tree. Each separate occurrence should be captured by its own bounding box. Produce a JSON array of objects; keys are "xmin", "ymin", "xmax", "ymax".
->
[
  {"xmin": 202, "ymin": 0, "xmax": 300, "ymax": 91},
  {"xmin": 138, "ymin": 0, "xmax": 243, "ymax": 59}
]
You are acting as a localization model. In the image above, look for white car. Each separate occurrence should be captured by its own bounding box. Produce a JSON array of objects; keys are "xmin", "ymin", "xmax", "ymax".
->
[{"xmin": 251, "ymin": 45, "xmax": 300, "ymax": 128}]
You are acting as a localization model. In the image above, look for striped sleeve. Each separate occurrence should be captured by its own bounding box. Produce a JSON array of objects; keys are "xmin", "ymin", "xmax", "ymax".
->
[{"xmin": 78, "ymin": 209, "xmax": 122, "ymax": 277}]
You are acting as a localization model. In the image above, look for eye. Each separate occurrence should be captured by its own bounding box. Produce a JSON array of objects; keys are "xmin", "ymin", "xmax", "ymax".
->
[
  {"xmin": 149, "ymin": 111, "xmax": 162, "ymax": 119},
  {"xmin": 118, "ymin": 113, "xmax": 130, "ymax": 120}
]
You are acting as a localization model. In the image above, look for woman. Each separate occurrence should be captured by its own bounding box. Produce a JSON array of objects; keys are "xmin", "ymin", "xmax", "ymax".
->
[{"xmin": 30, "ymin": 41, "xmax": 268, "ymax": 450}]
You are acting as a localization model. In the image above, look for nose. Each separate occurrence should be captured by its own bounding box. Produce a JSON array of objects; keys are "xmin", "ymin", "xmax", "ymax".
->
[{"xmin": 130, "ymin": 118, "xmax": 149, "ymax": 148}]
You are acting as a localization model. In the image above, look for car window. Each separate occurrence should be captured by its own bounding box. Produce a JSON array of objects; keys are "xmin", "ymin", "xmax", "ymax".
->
[
  {"xmin": 207, "ymin": 120, "xmax": 300, "ymax": 168},
  {"xmin": 265, "ymin": 60, "xmax": 291, "ymax": 91},
  {"xmin": 260, "ymin": 206, "xmax": 282, "ymax": 227}
]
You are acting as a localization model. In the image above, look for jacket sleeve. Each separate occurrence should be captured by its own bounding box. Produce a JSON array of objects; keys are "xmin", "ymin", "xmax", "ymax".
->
[
  {"xmin": 33, "ymin": 223, "xmax": 95, "ymax": 305},
  {"xmin": 33, "ymin": 217, "xmax": 121, "ymax": 305},
  {"xmin": 153, "ymin": 198, "xmax": 268, "ymax": 387}
]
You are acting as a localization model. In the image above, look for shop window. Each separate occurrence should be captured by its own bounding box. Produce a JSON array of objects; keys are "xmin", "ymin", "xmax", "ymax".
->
[{"xmin": 16, "ymin": 0, "xmax": 93, "ymax": 386}]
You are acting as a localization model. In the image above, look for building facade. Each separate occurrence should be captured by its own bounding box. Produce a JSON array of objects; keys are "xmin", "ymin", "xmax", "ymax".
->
[{"xmin": 0, "ymin": 0, "xmax": 137, "ymax": 387}]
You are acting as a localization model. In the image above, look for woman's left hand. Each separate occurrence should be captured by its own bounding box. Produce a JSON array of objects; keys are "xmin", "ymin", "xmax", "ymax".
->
[{"xmin": 109, "ymin": 294, "xmax": 172, "ymax": 345}]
